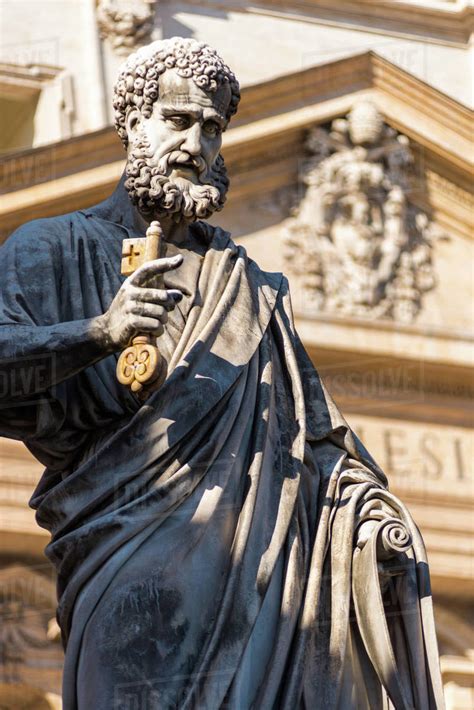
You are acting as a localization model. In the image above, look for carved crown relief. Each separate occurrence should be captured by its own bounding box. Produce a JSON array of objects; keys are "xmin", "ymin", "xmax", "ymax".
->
[
  {"xmin": 283, "ymin": 101, "xmax": 445, "ymax": 323},
  {"xmin": 97, "ymin": 0, "xmax": 157, "ymax": 55}
]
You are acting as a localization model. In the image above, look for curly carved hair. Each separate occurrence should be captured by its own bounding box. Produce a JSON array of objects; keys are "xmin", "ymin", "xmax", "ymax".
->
[{"xmin": 113, "ymin": 37, "xmax": 241, "ymax": 149}]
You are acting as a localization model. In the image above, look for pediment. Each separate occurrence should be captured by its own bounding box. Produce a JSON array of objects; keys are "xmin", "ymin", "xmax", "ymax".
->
[{"xmin": 225, "ymin": 52, "xmax": 472, "ymax": 241}]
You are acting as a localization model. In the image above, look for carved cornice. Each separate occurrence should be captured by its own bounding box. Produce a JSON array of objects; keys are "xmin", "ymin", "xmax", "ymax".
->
[
  {"xmin": 0, "ymin": 62, "xmax": 63, "ymax": 99},
  {"xmin": 434, "ymin": 606, "xmax": 474, "ymax": 658},
  {"xmin": 440, "ymin": 655, "xmax": 474, "ymax": 681},
  {"xmin": 233, "ymin": 52, "xmax": 473, "ymax": 164},
  {"xmin": 305, "ymin": 344, "xmax": 474, "ymax": 424},
  {"xmin": 181, "ymin": 0, "xmax": 474, "ymax": 45},
  {"xmin": 0, "ymin": 439, "xmax": 46, "ymax": 551}
]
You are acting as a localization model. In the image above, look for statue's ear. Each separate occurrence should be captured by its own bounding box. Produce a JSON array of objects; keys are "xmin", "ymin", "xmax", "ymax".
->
[{"xmin": 125, "ymin": 108, "xmax": 142, "ymax": 142}]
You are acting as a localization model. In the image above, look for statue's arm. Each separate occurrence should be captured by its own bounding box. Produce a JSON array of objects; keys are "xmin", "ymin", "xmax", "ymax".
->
[
  {"xmin": 0, "ymin": 317, "xmax": 116, "ymax": 401},
  {"xmin": 0, "ymin": 226, "xmax": 183, "ymax": 401}
]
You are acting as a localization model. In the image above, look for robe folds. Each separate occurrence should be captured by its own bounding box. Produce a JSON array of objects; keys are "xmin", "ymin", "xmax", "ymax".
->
[{"xmin": 0, "ymin": 190, "xmax": 444, "ymax": 709}]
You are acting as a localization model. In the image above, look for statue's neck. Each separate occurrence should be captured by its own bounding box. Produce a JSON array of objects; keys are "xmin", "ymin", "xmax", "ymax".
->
[
  {"xmin": 122, "ymin": 188, "xmax": 195, "ymax": 248},
  {"xmin": 152, "ymin": 214, "xmax": 191, "ymax": 246},
  {"xmin": 104, "ymin": 174, "xmax": 207, "ymax": 252}
]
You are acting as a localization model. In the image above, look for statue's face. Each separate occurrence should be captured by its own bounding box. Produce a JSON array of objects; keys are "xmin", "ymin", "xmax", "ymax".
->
[
  {"xmin": 131, "ymin": 69, "xmax": 230, "ymax": 181},
  {"xmin": 124, "ymin": 69, "xmax": 231, "ymax": 221}
]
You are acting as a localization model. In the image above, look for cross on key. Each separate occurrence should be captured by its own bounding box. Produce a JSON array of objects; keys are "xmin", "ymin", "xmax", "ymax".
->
[{"xmin": 121, "ymin": 237, "xmax": 147, "ymax": 276}]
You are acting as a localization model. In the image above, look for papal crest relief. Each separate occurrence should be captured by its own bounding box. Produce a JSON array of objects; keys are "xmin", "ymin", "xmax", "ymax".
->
[{"xmin": 283, "ymin": 101, "xmax": 445, "ymax": 323}]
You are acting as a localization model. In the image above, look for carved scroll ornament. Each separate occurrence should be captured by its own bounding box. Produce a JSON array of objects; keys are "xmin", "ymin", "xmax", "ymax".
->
[
  {"xmin": 284, "ymin": 101, "xmax": 445, "ymax": 323},
  {"xmin": 97, "ymin": 0, "xmax": 157, "ymax": 56},
  {"xmin": 351, "ymin": 491, "xmax": 442, "ymax": 708}
]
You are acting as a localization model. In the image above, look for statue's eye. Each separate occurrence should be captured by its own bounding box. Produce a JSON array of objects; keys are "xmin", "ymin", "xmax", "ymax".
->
[
  {"xmin": 203, "ymin": 121, "xmax": 221, "ymax": 137},
  {"xmin": 167, "ymin": 115, "xmax": 190, "ymax": 129}
]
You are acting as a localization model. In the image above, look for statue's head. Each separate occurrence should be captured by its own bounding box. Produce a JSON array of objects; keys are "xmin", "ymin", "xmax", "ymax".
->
[{"xmin": 113, "ymin": 37, "xmax": 240, "ymax": 222}]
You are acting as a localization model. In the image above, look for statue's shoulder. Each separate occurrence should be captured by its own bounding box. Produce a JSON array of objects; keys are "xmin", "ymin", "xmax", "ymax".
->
[
  {"xmin": 3, "ymin": 211, "xmax": 84, "ymax": 253},
  {"xmin": 0, "ymin": 213, "xmax": 91, "ymax": 303},
  {"xmin": 249, "ymin": 259, "xmax": 285, "ymax": 294},
  {"xmin": 200, "ymin": 221, "xmax": 285, "ymax": 295},
  {"xmin": 245, "ymin": 251, "xmax": 287, "ymax": 302}
]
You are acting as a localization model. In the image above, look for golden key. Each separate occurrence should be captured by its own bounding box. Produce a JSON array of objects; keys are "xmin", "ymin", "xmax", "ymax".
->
[{"xmin": 116, "ymin": 221, "xmax": 167, "ymax": 395}]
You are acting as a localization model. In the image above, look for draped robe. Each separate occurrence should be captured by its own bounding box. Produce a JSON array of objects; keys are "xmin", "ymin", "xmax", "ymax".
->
[{"xmin": 0, "ymin": 185, "xmax": 444, "ymax": 709}]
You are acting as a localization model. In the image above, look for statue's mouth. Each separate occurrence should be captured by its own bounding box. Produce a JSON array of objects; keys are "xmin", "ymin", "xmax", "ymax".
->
[
  {"xmin": 169, "ymin": 152, "xmax": 207, "ymax": 176},
  {"xmin": 172, "ymin": 161, "xmax": 197, "ymax": 173},
  {"xmin": 169, "ymin": 165, "xmax": 200, "ymax": 185},
  {"xmin": 168, "ymin": 156, "xmax": 209, "ymax": 185}
]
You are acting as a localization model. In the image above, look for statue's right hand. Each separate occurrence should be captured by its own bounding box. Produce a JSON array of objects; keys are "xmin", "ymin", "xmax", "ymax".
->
[{"xmin": 99, "ymin": 255, "xmax": 184, "ymax": 349}]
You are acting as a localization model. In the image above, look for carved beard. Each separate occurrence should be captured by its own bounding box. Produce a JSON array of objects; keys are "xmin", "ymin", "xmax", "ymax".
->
[{"xmin": 124, "ymin": 137, "xmax": 229, "ymax": 221}]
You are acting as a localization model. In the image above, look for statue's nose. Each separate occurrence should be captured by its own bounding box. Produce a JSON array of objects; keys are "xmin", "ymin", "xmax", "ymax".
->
[{"xmin": 181, "ymin": 123, "xmax": 202, "ymax": 156}]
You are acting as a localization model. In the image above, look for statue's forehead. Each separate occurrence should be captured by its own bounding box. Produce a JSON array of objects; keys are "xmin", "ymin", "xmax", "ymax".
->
[{"xmin": 158, "ymin": 69, "xmax": 231, "ymax": 116}]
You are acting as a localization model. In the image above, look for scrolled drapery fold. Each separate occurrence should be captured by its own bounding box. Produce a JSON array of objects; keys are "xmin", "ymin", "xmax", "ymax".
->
[{"xmin": 351, "ymin": 487, "xmax": 444, "ymax": 710}]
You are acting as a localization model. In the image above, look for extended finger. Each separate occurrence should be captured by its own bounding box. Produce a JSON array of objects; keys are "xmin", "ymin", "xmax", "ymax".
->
[
  {"xmin": 130, "ymin": 256, "xmax": 183, "ymax": 286},
  {"xmin": 132, "ymin": 287, "xmax": 183, "ymax": 310},
  {"xmin": 130, "ymin": 303, "xmax": 169, "ymax": 323}
]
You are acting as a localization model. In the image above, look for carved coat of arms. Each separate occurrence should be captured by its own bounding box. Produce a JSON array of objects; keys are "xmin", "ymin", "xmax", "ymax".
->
[{"xmin": 284, "ymin": 101, "xmax": 444, "ymax": 323}]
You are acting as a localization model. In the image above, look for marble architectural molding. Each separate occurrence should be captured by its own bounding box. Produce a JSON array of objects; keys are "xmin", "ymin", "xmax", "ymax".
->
[
  {"xmin": 179, "ymin": 0, "xmax": 474, "ymax": 45},
  {"xmin": 0, "ymin": 565, "xmax": 62, "ymax": 702}
]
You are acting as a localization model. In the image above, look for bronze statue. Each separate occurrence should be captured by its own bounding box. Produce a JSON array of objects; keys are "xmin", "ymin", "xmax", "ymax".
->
[{"xmin": 0, "ymin": 38, "xmax": 444, "ymax": 709}]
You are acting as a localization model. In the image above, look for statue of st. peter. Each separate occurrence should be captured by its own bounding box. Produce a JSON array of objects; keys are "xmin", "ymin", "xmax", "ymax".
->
[{"xmin": 0, "ymin": 38, "xmax": 444, "ymax": 710}]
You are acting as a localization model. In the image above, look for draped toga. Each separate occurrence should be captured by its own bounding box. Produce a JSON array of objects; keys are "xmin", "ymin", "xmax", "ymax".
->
[{"xmin": 0, "ymin": 184, "xmax": 444, "ymax": 709}]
